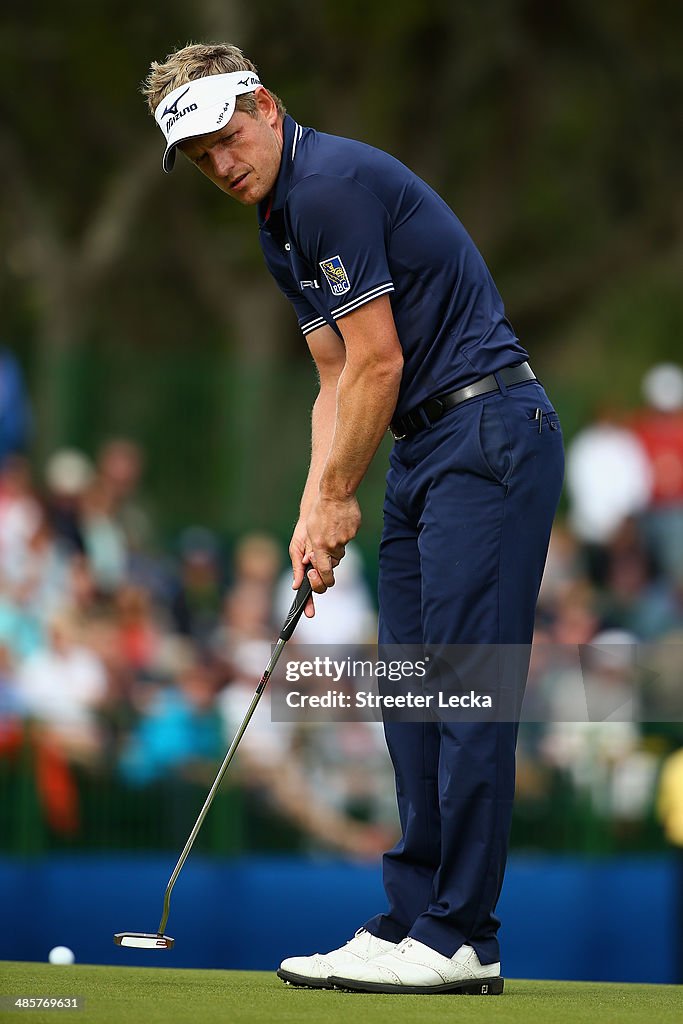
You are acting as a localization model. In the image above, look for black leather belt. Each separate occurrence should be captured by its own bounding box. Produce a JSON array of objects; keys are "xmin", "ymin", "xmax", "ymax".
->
[{"xmin": 390, "ymin": 362, "xmax": 537, "ymax": 441}]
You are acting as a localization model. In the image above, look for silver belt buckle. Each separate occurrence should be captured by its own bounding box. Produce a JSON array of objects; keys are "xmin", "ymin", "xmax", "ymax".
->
[{"xmin": 389, "ymin": 423, "xmax": 406, "ymax": 441}]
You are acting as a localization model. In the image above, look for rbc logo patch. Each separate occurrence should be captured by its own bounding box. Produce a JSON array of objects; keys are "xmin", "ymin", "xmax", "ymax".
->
[{"xmin": 319, "ymin": 255, "xmax": 350, "ymax": 296}]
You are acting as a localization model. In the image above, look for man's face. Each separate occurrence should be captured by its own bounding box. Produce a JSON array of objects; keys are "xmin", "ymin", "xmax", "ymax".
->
[{"xmin": 179, "ymin": 89, "xmax": 283, "ymax": 205}]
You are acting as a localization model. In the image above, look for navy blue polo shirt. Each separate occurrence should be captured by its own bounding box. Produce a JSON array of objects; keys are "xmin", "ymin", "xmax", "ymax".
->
[{"xmin": 258, "ymin": 116, "xmax": 528, "ymax": 418}]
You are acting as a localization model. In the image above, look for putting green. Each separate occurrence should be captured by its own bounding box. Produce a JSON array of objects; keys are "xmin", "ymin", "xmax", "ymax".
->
[{"xmin": 0, "ymin": 962, "xmax": 680, "ymax": 1024}]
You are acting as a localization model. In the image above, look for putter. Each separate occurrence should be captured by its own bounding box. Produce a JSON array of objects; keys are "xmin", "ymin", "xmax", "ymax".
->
[{"xmin": 114, "ymin": 575, "xmax": 313, "ymax": 950}]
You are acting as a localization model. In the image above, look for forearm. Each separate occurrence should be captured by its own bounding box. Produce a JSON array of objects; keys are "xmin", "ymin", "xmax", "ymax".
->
[
  {"xmin": 319, "ymin": 357, "xmax": 402, "ymax": 501},
  {"xmin": 299, "ymin": 383, "xmax": 337, "ymax": 519},
  {"xmin": 296, "ymin": 297, "xmax": 403, "ymax": 595}
]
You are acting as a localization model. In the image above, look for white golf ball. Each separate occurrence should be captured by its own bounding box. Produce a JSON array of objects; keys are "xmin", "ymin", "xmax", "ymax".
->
[{"xmin": 48, "ymin": 946, "xmax": 75, "ymax": 965}]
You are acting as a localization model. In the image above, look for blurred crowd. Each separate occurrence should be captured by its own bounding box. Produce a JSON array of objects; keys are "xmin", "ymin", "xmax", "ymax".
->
[
  {"xmin": 2, "ymin": 357, "xmax": 683, "ymax": 856},
  {"xmin": 526, "ymin": 362, "xmax": 683, "ymax": 849},
  {"xmin": 0, "ymin": 433, "xmax": 396, "ymax": 854}
]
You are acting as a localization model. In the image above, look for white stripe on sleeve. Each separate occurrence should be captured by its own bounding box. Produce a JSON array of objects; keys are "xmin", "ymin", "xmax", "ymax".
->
[
  {"xmin": 301, "ymin": 316, "xmax": 327, "ymax": 336},
  {"xmin": 331, "ymin": 282, "xmax": 395, "ymax": 320}
]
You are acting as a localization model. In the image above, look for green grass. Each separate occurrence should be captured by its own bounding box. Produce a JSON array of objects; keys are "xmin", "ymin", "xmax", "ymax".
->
[{"xmin": 0, "ymin": 962, "xmax": 680, "ymax": 1024}]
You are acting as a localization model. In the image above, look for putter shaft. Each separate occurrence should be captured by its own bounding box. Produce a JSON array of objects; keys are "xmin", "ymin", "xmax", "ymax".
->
[{"xmin": 157, "ymin": 578, "xmax": 312, "ymax": 936}]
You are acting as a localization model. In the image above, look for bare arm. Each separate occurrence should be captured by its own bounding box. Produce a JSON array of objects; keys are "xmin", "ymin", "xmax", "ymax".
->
[
  {"xmin": 320, "ymin": 294, "xmax": 404, "ymax": 501},
  {"xmin": 306, "ymin": 295, "xmax": 404, "ymax": 592},
  {"xmin": 299, "ymin": 326, "xmax": 347, "ymax": 524},
  {"xmin": 289, "ymin": 323, "xmax": 345, "ymax": 607}
]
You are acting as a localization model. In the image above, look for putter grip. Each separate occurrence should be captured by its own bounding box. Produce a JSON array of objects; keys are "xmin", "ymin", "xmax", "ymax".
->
[{"xmin": 279, "ymin": 575, "xmax": 313, "ymax": 641}]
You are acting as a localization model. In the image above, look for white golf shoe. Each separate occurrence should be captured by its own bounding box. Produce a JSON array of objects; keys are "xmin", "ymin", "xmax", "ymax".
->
[
  {"xmin": 277, "ymin": 928, "xmax": 398, "ymax": 989},
  {"xmin": 329, "ymin": 938, "xmax": 504, "ymax": 994}
]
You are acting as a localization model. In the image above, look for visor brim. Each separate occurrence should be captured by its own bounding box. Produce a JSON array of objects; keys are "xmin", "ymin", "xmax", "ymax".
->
[{"xmin": 160, "ymin": 96, "xmax": 237, "ymax": 173}]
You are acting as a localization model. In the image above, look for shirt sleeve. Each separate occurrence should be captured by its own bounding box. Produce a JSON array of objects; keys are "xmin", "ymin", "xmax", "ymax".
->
[
  {"xmin": 278, "ymin": 276, "xmax": 327, "ymax": 336},
  {"xmin": 285, "ymin": 174, "xmax": 395, "ymax": 324},
  {"xmin": 263, "ymin": 248, "xmax": 323, "ymax": 335}
]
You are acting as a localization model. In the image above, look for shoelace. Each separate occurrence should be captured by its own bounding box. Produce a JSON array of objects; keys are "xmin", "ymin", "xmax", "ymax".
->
[{"xmin": 348, "ymin": 928, "xmax": 372, "ymax": 951}]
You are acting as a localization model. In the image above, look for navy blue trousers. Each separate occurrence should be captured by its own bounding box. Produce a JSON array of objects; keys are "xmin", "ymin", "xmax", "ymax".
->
[{"xmin": 363, "ymin": 379, "xmax": 564, "ymax": 965}]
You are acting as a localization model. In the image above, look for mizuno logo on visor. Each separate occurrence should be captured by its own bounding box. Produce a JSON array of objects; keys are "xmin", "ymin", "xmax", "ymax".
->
[{"xmin": 161, "ymin": 86, "xmax": 191, "ymax": 119}]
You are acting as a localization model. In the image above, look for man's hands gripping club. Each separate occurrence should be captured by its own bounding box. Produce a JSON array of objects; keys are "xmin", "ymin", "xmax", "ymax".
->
[{"xmin": 291, "ymin": 494, "xmax": 362, "ymax": 602}]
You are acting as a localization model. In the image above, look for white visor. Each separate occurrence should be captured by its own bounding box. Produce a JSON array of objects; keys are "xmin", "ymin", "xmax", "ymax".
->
[{"xmin": 154, "ymin": 71, "xmax": 262, "ymax": 172}]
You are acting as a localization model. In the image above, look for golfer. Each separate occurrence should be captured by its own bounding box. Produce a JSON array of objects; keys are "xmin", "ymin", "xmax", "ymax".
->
[{"xmin": 144, "ymin": 43, "xmax": 564, "ymax": 995}]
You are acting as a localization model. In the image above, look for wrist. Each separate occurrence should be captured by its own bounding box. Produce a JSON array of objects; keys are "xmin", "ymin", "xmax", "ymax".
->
[
  {"xmin": 318, "ymin": 480, "xmax": 356, "ymax": 503},
  {"xmin": 299, "ymin": 494, "xmax": 317, "ymax": 520},
  {"xmin": 320, "ymin": 460, "xmax": 358, "ymax": 501}
]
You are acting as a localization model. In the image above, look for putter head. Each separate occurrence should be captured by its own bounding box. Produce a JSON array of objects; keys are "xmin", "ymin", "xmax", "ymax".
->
[{"xmin": 114, "ymin": 932, "xmax": 175, "ymax": 950}]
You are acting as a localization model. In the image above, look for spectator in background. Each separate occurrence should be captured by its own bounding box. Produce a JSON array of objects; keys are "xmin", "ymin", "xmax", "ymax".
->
[
  {"xmin": 294, "ymin": 713, "xmax": 399, "ymax": 842},
  {"xmin": 114, "ymin": 584, "xmax": 163, "ymax": 676},
  {"xmin": 171, "ymin": 526, "xmax": 225, "ymax": 644},
  {"xmin": 546, "ymin": 578, "xmax": 601, "ymax": 646},
  {"xmin": 211, "ymin": 561, "xmax": 279, "ymax": 686},
  {"xmin": 66, "ymin": 554, "xmax": 102, "ymax": 622},
  {"xmin": 3, "ymin": 505, "xmax": 72, "ymax": 625},
  {"xmin": 96, "ymin": 438, "xmax": 154, "ymax": 554},
  {"xmin": 540, "ymin": 629, "xmax": 640, "ymax": 725},
  {"xmin": 17, "ymin": 611, "xmax": 108, "ymax": 767},
  {"xmin": 538, "ymin": 631, "xmax": 657, "ymax": 825},
  {"xmin": 82, "ymin": 607, "xmax": 139, "ymax": 748},
  {"xmin": 44, "ymin": 448, "xmax": 93, "ymax": 554},
  {"xmin": 80, "ymin": 478, "xmax": 128, "ymax": 593},
  {"xmin": 0, "ymin": 457, "xmax": 46, "ymax": 656},
  {"xmin": 95, "ymin": 438, "xmax": 178, "ymax": 607},
  {"xmin": 0, "ymin": 642, "xmax": 23, "ymax": 755},
  {"xmin": 536, "ymin": 524, "xmax": 582, "ymax": 614},
  {"xmin": 598, "ymin": 517, "xmax": 683, "ymax": 639},
  {"xmin": 0, "ymin": 456, "xmax": 41, "ymax": 573},
  {"xmin": 119, "ymin": 659, "xmax": 224, "ymax": 786},
  {"xmin": 565, "ymin": 403, "xmax": 652, "ymax": 583},
  {"xmin": 210, "ymin": 533, "xmax": 281, "ymax": 669},
  {"xmin": 0, "ymin": 586, "xmax": 42, "ymax": 661},
  {"xmin": 631, "ymin": 363, "xmax": 683, "ymax": 582},
  {"xmin": 233, "ymin": 532, "xmax": 282, "ymax": 623}
]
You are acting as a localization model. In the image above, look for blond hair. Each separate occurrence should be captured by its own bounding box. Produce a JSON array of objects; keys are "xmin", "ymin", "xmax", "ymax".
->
[{"xmin": 141, "ymin": 42, "xmax": 286, "ymax": 119}]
